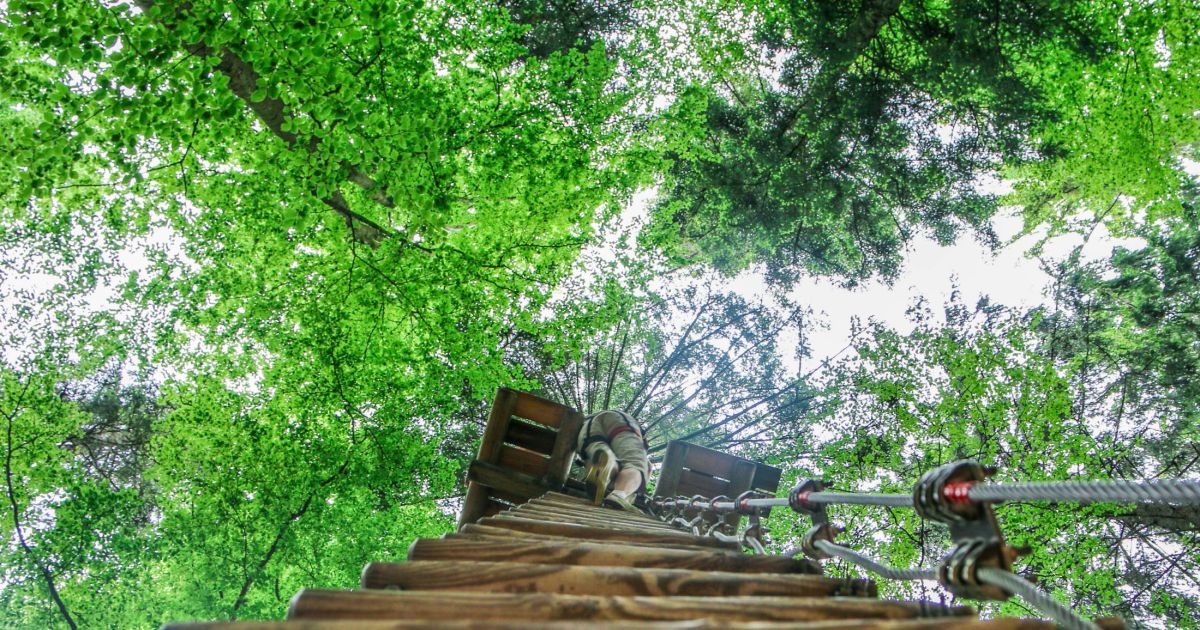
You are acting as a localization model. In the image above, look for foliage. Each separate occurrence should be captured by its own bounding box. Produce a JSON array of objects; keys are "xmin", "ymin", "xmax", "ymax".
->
[
  {"xmin": 1007, "ymin": 0, "xmax": 1200, "ymax": 238},
  {"xmin": 787, "ymin": 288, "xmax": 1197, "ymax": 628},
  {"xmin": 1, "ymin": 0, "xmax": 640, "ymax": 626},
  {"xmin": 2, "ymin": 0, "xmax": 1200, "ymax": 628},
  {"xmin": 506, "ymin": 242, "xmax": 819, "ymax": 457},
  {"xmin": 644, "ymin": 0, "xmax": 1112, "ymax": 285}
]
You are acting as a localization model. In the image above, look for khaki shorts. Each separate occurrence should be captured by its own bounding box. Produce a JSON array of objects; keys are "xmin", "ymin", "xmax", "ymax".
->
[{"xmin": 578, "ymin": 410, "xmax": 650, "ymax": 489}]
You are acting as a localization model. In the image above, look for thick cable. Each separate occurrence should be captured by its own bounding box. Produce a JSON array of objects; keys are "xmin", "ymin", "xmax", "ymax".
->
[
  {"xmin": 667, "ymin": 478, "xmax": 1200, "ymax": 514},
  {"xmin": 966, "ymin": 479, "xmax": 1200, "ymax": 505},
  {"xmin": 976, "ymin": 568, "xmax": 1100, "ymax": 630},
  {"xmin": 710, "ymin": 492, "xmax": 914, "ymax": 511},
  {"xmin": 812, "ymin": 539, "xmax": 937, "ymax": 581}
]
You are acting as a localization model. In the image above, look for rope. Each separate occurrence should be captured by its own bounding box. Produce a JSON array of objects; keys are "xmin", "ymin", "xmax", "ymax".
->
[
  {"xmin": 976, "ymin": 568, "xmax": 1101, "ymax": 630},
  {"xmin": 812, "ymin": 540, "xmax": 937, "ymax": 581},
  {"xmin": 968, "ymin": 479, "xmax": 1200, "ymax": 505}
]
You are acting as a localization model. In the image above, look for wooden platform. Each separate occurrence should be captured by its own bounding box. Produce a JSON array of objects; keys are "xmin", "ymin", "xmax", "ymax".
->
[
  {"xmin": 458, "ymin": 388, "xmax": 584, "ymax": 526},
  {"xmin": 163, "ymin": 491, "xmax": 1066, "ymax": 630}
]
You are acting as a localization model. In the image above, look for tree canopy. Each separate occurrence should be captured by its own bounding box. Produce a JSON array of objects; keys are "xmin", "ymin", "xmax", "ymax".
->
[{"xmin": 1, "ymin": 0, "xmax": 1198, "ymax": 627}]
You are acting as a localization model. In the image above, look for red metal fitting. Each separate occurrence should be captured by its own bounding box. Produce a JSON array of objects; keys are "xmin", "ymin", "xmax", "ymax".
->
[{"xmin": 943, "ymin": 481, "xmax": 976, "ymax": 504}]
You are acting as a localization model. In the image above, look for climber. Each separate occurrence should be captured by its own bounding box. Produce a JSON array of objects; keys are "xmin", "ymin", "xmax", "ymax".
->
[{"xmin": 577, "ymin": 409, "xmax": 650, "ymax": 512}]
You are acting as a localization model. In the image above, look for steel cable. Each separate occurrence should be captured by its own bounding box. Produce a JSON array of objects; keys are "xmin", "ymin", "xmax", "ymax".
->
[
  {"xmin": 967, "ymin": 479, "xmax": 1200, "ymax": 505},
  {"xmin": 664, "ymin": 478, "xmax": 1200, "ymax": 514},
  {"xmin": 976, "ymin": 568, "xmax": 1101, "ymax": 630},
  {"xmin": 812, "ymin": 540, "xmax": 937, "ymax": 581}
]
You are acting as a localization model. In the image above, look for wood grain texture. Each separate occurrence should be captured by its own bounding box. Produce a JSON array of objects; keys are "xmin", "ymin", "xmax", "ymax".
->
[
  {"xmin": 468, "ymin": 460, "xmax": 550, "ymax": 500},
  {"xmin": 164, "ymin": 618, "xmax": 1065, "ymax": 630},
  {"xmin": 531, "ymin": 496, "xmax": 667, "ymax": 526},
  {"xmin": 479, "ymin": 388, "xmax": 518, "ymax": 462},
  {"xmin": 510, "ymin": 505, "xmax": 679, "ymax": 531},
  {"xmin": 513, "ymin": 391, "xmax": 568, "ymax": 428},
  {"xmin": 543, "ymin": 407, "xmax": 584, "ymax": 486},
  {"xmin": 361, "ymin": 560, "xmax": 872, "ymax": 597},
  {"xmin": 505, "ymin": 418, "xmax": 558, "ymax": 453},
  {"xmin": 477, "ymin": 514, "xmax": 741, "ymax": 550},
  {"xmin": 408, "ymin": 537, "xmax": 824, "ymax": 575},
  {"xmin": 451, "ymin": 526, "xmax": 745, "ymax": 552},
  {"xmin": 288, "ymin": 589, "xmax": 975, "ymax": 622},
  {"xmin": 498, "ymin": 445, "xmax": 551, "ymax": 477},
  {"xmin": 676, "ymin": 469, "xmax": 731, "ymax": 499},
  {"xmin": 457, "ymin": 482, "xmax": 491, "ymax": 529},
  {"xmin": 528, "ymin": 501, "xmax": 670, "ymax": 528}
]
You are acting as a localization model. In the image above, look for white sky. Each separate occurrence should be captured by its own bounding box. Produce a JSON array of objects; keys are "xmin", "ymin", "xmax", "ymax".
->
[
  {"xmin": 733, "ymin": 210, "xmax": 1146, "ymax": 363},
  {"xmin": 607, "ymin": 187, "xmax": 1148, "ymax": 376}
]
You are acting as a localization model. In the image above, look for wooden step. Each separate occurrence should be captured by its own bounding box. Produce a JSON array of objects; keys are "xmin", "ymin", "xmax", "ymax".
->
[
  {"xmin": 164, "ymin": 618, "xmax": 1065, "ymax": 630},
  {"xmin": 507, "ymin": 505, "xmax": 681, "ymax": 531},
  {"xmin": 361, "ymin": 559, "xmax": 874, "ymax": 597},
  {"xmin": 451, "ymin": 520, "xmax": 734, "ymax": 549},
  {"xmin": 162, "ymin": 614, "xmax": 1070, "ymax": 624},
  {"xmin": 451, "ymin": 525, "xmax": 735, "ymax": 552},
  {"xmin": 288, "ymin": 589, "xmax": 974, "ymax": 623},
  {"xmin": 408, "ymin": 537, "xmax": 822, "ymax": 574},
  {"xmin": 476, "ymin": 515, "xmax": 740, "ymax": 550},
  {"xmin": 532, "ymin": 496, "xmax": 670, "ymax": 522}
]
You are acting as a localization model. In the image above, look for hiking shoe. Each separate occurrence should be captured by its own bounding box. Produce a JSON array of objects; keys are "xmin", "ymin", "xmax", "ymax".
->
[
  {"xmin": 603, "ymin": 490, "xmax": 641, "ymax": 513},
  {"xmin": 584, "ymin": 443, "xmax": 617, "ymax": 506}
]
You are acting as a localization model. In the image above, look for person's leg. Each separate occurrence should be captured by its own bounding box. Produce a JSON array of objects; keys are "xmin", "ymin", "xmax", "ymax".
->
[
  {"xmin": 582, "ymin": 442, "xmax": 618, "ymax": 505},
  {"xmin": 606, "ymin": 429, "xmax": 649, "ymax": 512},
  {"xmin": 610, "ymin": 467, "xmax": 643, "ymax": 495}
]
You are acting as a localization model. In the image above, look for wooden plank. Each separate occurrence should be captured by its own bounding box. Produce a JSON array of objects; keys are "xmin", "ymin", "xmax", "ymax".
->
[
  {"xmin": 676, "ymin": 469, "xmax": 730, "ymax": 499},
  {"xmin": 167, "ymin": 619, "xmax": 1075, "ymax": 629},
  {"xmin": 505, "ymin": 419, "xmax": 557, "ymax": 454},
  {"xmin": 478, "ymin": 515, "xmax": 741, "ymax": 550},
  {"xmin": 452, "ymin": 526, "xmax": 733, "ymax": 552},
  {"xmin": 509, "ymin": 505, "xmax": 679, "ymax": 532},
  {"xmin": 407, "ymin": 537, "xmax": 824, "ymax": 575},
  {"xmin": 478, "ymin": 388, "xmax": 518, "ymax": 463},
  {"xmin": 488, "ymin": 487, "xmax": 531, "ymax": 507},
  {"xmin": 652, "ymin": 442, "xmax": 687, "ymax": 498},
  {"xmin": 469, "ymin": 460, "xmax": 550, "ymax": 501},
  {"xmin": 680, "ymin": 442, "xmax": 738, "ymax": 481},
  {"xmin": 525, "ymin": 499, "xmax": 675, "ymax": 528},
  {"xmin": 361, "ymin": 560, "xmax": 875, "ymax": 598},
  {"xmin": 513, "ymin": 391, "xmax": 568, "ymax": 428},
  {"xmin": 725, "ymin": 459, "xmax": 759, "ymax": 527},
  {"xmin": 542, "ymin": 408, "xmax": 583, "ymax": 485},
  {"xmin": 457, "ymin": 481, "xmax": 491, "ymax": 528},
  {"xmin": 289, "ymin": 589, "xmax": 975, "ymax": 622},
  {"xmin": 498, "ymin": 445, "xmax": 550, "ymax": 478},
  {"xmin": 751, "ymin": 463, "xmax": 783, "ymax": 494},
  {"xmin": 482, "ymin": 500, "xmax": 508, "ymax": 518}
]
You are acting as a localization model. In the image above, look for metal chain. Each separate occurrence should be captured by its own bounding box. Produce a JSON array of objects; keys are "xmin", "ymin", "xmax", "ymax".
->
[
  {"xmin": 976, "ymin": 568, "xmax": 1101, "ymax": 630},
  {"xmin": 812, "ymin": 540, "xmax": 937, "ymax": 581}
]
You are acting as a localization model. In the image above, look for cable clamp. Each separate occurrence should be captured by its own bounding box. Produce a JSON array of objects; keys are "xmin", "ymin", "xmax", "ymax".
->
[
  {"xmin": 734, "ymin": 490, "xmax": 761, "ymax": 515},
  {"xmin": 913, "ymin": 460, "xmax": 997, "ymax": 523},
  {"xmin": 938, "ymin": 538, "xmax": 1019, "ymax": 601},
  {"xmin": 800, "ymin": 522, "xmax": 842, "ymax": 560},
  {"xmin": 788, "ymin": 479, "xmax": 828, "ymax": 525}
]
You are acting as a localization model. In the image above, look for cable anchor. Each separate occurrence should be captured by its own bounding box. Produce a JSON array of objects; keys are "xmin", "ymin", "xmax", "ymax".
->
[{"xmin": 915, "ymin": 461, "xmax": 1016, "ymax": 601}]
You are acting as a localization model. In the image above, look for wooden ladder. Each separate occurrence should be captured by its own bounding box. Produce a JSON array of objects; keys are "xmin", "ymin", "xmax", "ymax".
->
[{"xmin": 164, "ymin": 491, "xmax": 1060, "ymax": 629}]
